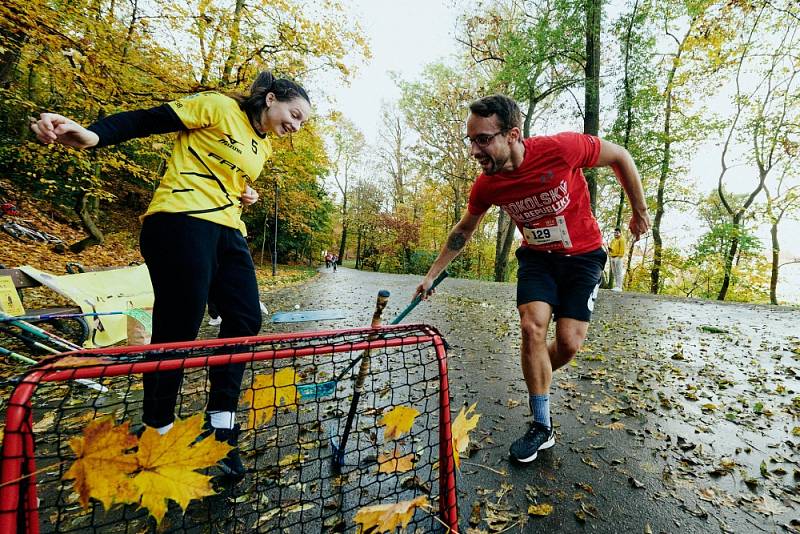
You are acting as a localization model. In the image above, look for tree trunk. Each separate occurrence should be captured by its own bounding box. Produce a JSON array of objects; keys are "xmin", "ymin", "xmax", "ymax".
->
[
  {"xmin": 337, "ymin": 224, "xmax": 347, "ymax": 264},
  {"xmin": 494, "ymin": 210, "xmax": 516, "ymax": 282},
  {"xmin": 651, "ymin": 82, "xmax": 674, "ymax": 294},
  {"xmin": 770, "ymin": 221, "xmax": 779, "ymax": 305},
  {"xmin": 614, "ymin": 0, "xmax": 638, "ymax": 230},
  {"xmin": 355, "ymin": 227, "xmax": 363, "ymax": 270},
  {"xmin": 583, "ymin": 0, "xmax": 601, "ymax": 213},
  {"xmin": 120, "ymin": 0, "xmax": 139, "ymax": 60},
  {"xmin": 338, "ymin": 192, "xmax": 348, "ymax": 264},
  {"xmin": 650, "ymin": 25, "xmax": 690, "ymax": 294},
  {"xmin": 0, "ymin": 32, "xmax": 25, "ymax": 89},
  {"xmin": 624, "ymin": 237, "xmax": 636, "ymax": 289},
  {"xmin": 717, "ymin": 213, "xmax": 741, "ymax": 301},
  {"xmin": 0, "ymin": 4, "xmax": 29, "ymax": 90},
  {"xmin": 221, "ymin": 0, "xmax": 245, "ymax": 85},
  {"xmin": 69, "ymin": 191, "xmax": 104, "ymax": 253}
]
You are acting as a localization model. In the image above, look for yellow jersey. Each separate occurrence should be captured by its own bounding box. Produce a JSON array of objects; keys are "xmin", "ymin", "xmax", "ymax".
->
[
  {"xmin": 143, "ymin": 92, "xmax": 272, "ymax": 236},
  {"xmin": 609, "ymin": 235, "xmax": 626, "ymax": 257}
]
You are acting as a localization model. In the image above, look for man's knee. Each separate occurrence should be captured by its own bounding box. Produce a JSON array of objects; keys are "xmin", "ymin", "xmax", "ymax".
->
[
  {"xmin": 553, "ymin": 318, "xmax": 590, "ymax": 359},
  {"xmin": 555, "ymin": 329, "xmax": 586, "ymax": 361},
  {"xmin": 520, "ymin": 315, "xmax": 548, "ymax": 346}
]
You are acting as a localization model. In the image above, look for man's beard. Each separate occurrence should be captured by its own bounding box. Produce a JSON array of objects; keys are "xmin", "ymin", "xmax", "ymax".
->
[{"xmin": 483, "ymin": 153, "xmax": 508, "ymax": 175}]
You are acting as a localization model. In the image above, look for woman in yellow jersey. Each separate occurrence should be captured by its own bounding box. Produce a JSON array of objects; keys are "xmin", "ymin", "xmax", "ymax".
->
[{"xmin": 31, "ymin": 71, "xmax": 311, "ymax": 478}]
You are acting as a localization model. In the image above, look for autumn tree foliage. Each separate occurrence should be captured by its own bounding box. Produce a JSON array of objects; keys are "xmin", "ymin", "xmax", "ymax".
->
[{"xmin": 0, "ymin": 0, "xmax": 369, "ymax": 260}]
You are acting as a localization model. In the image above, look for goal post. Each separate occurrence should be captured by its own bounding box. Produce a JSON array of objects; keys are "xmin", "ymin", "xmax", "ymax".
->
[{"xmin": 0, "ymin": 324, "xmax": 459, "ymax": 533}]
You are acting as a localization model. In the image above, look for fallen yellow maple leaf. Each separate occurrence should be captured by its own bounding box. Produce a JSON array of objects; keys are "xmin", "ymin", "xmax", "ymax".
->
[
  {"xmin": 377, "ymin": 447, "xmax": 415, "ymax": 474},
  {"xmin": 353, "ymin": 495, "xmax": 429, "ymax": 533},
  {"xmin": 380, "ymin": 405, "xmax": 420, "ymax": 440},
  {"xmin": 597, "ymin": 421, "xmax": 625, "ymax": 430},
  {"xmin": 133, "ymin": 414, "xmax": 231, "ymax": 523},
  {"xmin": 63, "ymin": 417, "xmax": 138, "ymax": 510},
  {"xmin": 278, "ymin": 452, "xmax": 305, "ymax": 467},
  {"xmin": 242, "ymin": 368, "xmax": 299, "ymax": 429},
  {"xmin": 452, "ymin": 403, "xmax": 480, "ymax": 468},
  {"xmin": 528, "ymin": 503, "xmax": 554, "ymax": 516}
]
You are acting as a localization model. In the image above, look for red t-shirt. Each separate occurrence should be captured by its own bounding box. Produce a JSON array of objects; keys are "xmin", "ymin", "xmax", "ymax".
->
[{"xmin": 467, "ymin": 132, "xmax": 602, "ymax": 255}]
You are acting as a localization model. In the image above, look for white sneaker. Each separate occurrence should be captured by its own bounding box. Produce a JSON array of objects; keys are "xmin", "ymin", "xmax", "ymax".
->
[
  {"xmin": 259, "ymin": 302, "xmax": 269, "ymax": 315},
  {"xmin": 208, "ymin": 316, "xmax": 222, "ymax": 326},
  {"xmin": 611, "ymin": 287, "xmax": 622, "ymax": 292}
]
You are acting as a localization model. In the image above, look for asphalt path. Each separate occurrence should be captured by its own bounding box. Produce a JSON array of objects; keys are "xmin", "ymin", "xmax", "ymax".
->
[{"xmin": 253, "ymin": 266, "xmax": 800, "ymax": 534}]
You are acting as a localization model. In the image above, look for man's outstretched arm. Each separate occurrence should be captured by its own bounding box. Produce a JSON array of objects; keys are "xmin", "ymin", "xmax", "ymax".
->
[
  {"xmin": 414, "ymin": 210, "xmax": 484, "ymax": 300},
  {"xmin": 595, "ymin": 139, "xmax": 651, "ymax": 239}
]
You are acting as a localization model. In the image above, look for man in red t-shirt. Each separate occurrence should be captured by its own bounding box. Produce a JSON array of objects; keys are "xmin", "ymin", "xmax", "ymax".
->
[{"xmin": 414, "ymin": 95, "xmax": 650, "ymax": 463}]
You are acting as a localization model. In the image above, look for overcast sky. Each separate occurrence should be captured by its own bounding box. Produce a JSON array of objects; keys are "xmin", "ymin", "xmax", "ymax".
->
[{"xmin": 318, "ymin": 0, "xmax": 460, "ymax": 141}]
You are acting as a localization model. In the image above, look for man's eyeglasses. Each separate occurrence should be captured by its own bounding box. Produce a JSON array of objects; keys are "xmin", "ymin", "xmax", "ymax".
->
[{"xmin": 463, "ymin": 130, "xmax": 506, "ymax": 148}]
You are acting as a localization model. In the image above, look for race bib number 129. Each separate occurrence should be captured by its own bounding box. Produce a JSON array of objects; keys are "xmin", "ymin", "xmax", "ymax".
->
[{"xmin": 522, "ymin": 216, "xmax": 573, "ymax": 249}]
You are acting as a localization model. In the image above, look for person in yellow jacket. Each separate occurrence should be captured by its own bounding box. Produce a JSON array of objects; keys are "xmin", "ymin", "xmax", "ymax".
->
[
  {"xmin": 30, "ymin": 70, "xmax": 311, "ymax": 479},
  {"xmin": 609, "ymin": 228, "xmax": 627, "ymax": 291}
]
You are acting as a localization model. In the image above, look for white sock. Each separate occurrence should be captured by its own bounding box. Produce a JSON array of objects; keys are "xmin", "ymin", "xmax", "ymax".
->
[
  {"xmin": 208, "ymin": 411, "xmax": 236, "ymax": 429},
  {"xmin": 154, "ymin": 423, "xmax": 173, "ymax": 435}
]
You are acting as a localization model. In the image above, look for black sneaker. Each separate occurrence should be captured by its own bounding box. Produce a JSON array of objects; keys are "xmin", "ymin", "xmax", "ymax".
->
[
  {"xmin": 212, "ymin": 425, "xmax": 245, "ymax": 478},
  {"xmin": 195, "ymin": 416, "xmax": 246, "ymax": 478},
  {"xmin": 509, "ymin": 421, "xmax": 555, "ymax": 463}
]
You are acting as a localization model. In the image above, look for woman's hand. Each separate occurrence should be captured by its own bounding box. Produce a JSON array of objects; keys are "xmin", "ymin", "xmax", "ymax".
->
[
  {"xmin": 241, "ymin": 186, "xmax": 259, "ymax": 206},
  {"xmin": 30, "ymin": 113, "xmax": 99, "ymax": 148}
]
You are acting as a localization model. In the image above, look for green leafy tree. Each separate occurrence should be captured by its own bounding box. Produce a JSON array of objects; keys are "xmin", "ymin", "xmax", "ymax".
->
[
  {"xmin": 350, "ymin": 179, "xmax": 385, "ymax": 270},
  {"xmin": 326, "ymin": 114, "xmax": 366, "ymax": 264},
  {"xmin": 714, "ymin": 2, "xmax": 797, "ymax": 300},
  {"xmin": 689, "ymin": 191, "xmax": 768, "ymax": 301}
]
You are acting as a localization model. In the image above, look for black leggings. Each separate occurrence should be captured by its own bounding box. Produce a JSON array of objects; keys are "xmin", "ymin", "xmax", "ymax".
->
[{"xmin": 140, "ymin": 213, "xmax": 262, "ymax": 427}]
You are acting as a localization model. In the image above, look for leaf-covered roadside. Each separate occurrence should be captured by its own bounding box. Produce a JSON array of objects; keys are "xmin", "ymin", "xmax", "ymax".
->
[
  {"xmin": 259, "ymin": 269, "xmax": 799, "ymax": 534},
  {"xmin": 434, "ymin": 287, "xmax": 800, "ymax": 534}
]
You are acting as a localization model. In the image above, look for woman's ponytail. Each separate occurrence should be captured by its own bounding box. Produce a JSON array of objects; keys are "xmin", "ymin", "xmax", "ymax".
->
[
  {"xmin": 231, "ymin": 70, "xmax": 309, "ymax": 127},
  {"xmin": 249, "ymin": 71, "xmax": 275, "ymax": 97}
]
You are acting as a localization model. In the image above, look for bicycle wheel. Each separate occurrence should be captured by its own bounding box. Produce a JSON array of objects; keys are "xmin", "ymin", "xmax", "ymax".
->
[{"xmin": 47, "ymin": 317, "xmax": 89, "ymax": 346}]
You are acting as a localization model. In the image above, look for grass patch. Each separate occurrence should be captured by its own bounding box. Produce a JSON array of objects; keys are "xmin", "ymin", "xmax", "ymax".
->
[{"xmin": 255, "ymin": 265, "xmax": 318, "ymax": 290}]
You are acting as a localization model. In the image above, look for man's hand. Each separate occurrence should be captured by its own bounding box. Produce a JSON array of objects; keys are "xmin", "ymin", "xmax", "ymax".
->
[
  {"xmin": 30, "ymin": 113, "xmax": 99, "ymax": 148},
  {"xmin": 241, "ymin": 186, "xmax": 259, "ymax": 206},
  {"xmin": 629, "ymin": 209, "xmax": 651, "ymax": 241},
  {"xmin": 413, "ymin": 276, "xmax": 435, "ymax": 301}
]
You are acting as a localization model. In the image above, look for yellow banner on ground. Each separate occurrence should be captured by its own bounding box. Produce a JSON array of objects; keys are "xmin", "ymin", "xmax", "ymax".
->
[
  {"xmin": 0, "ymin": 275, "xmax": 25, "ymax": 316},
  {"xmin": 20, "ymin": 265, "xmax": 154, "ymax": 348}
]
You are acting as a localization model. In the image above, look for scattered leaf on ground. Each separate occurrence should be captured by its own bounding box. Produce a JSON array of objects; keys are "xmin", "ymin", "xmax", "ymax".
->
[
  {"xmin": 353, "ymin": 496, "xmax": 428, "ymax": 533},
  {"xmin": 133, "ymin": 414, "xmax": 231, "ymax": 523},
  {"xmin": 452, "ymin": 403, "xmax": 481, "ymax": 467},
  {"xmin": 528, "ymin": 503, "xmax": 554, "ymax": 516},
  {"xmin": 63, "ymin": 417, "xmax": 138, "ymax": 510},
  {"xmin": 242, "ymin": 368, "xmax": 299, "ymax": 429},
  {"xmin": 380, "ymin": 405, "xmax": 420, "ymax": 440},
  {"xmin": 377, "ymin": 447, "xmax": 415, "ymax": 474}
]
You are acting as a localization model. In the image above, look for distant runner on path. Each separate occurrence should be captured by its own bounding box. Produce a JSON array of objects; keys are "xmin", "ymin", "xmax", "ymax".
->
[{"xmin": 415, "ymin": 94, "xmax": 650, "ymax": 463}]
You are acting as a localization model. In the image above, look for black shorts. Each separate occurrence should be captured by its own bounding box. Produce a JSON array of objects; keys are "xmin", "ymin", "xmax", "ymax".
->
[{"xmin": 515, "ymin": 246, "xmax": 607, "ymax": 321}]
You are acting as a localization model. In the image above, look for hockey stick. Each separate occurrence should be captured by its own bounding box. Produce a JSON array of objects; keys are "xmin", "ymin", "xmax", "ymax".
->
[
  {"xmin": 331, "ymin": 289, "xmax": 390, "ymax": 468},
  {"xmin": 296, "ymin": 270, "xmax": 449, "ymax": 401},
  {"xmin": 0, "ymin": 308, "xmax": 152, "ymax": 329}
]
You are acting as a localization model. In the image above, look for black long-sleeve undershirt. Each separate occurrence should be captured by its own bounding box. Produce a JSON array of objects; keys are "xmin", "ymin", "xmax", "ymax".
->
[{"xmin": 87, "ymin": 104, "xmax": 186, "ymax": 148}]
